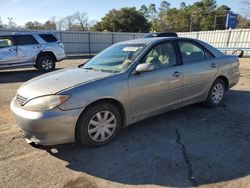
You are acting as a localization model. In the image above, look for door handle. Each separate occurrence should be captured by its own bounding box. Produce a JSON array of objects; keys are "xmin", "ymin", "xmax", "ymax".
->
[
  {"xmin": 33, "ymin": 46, "xmax": 40, "ymax": 49},
  {"xmin": 210, "ymin": 63, "xmax": 217, "ymax": 68},
  {"xmin": 172, "ymin": 71, "xmax": 182, "ymax": 77},
  {"xmin": 9, "ymin": 48, "xmax": 17, "ymax": 52}
]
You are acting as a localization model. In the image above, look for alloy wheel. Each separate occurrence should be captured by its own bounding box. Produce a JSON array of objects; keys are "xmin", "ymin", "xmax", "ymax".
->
[{"xmin": 212, "ymin": 83, "xmax": 224, "ymax": 104}]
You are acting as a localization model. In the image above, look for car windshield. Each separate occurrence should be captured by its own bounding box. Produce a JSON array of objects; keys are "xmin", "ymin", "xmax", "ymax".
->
[{"xmin": 82, "ymin": 43, "xmax": 147, "ymax": 72}]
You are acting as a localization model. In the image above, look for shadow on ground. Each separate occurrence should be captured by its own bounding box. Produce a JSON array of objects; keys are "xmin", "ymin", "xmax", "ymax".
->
[
  {"xmin": 0, "ymin": 68, "xmax": 61, "ymax": 83},
  {"xmin": 39, "ymin": 90, "xmax": 250, "ymax": 187}
]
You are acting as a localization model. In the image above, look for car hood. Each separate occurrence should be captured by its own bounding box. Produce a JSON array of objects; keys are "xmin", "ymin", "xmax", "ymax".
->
[{"xmin": 17, "ymin": 67, "xmax": 113, "ymax": 99}]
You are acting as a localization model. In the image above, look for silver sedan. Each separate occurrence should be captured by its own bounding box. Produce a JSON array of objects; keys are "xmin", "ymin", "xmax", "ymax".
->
[{"xmin": 10, "ymin": 37, "xmax": 240, "ymax": 146}]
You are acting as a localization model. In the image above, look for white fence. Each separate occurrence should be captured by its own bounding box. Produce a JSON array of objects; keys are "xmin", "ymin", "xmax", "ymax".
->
[
  {"xmin": 1, "ymin": 29, "xmax": 250, "ymax": 56},
  {"xmin": 178, "ymin": 29, "xmax": 250, "ymax": 55},
  {"xmin": 0, "ymin": 29, "xmax": 144, "ymax": 56}
]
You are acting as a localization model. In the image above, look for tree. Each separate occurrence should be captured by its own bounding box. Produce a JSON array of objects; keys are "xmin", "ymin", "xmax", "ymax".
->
[
  {"xmin": 139, "ymin": 5, "xmax": 149, "ymax": 19},
  {"xmin": 215, "ymin": 5, "xmax": 230, "ymax": 30},
  {"xmin": 44, "ymin": 21, "xmax": 57, "ymax": 30},
  {"xmin": 237, "ymin": 15, "xmax": 250, "ymax": 28},
  {"xmin": 180, "ymin": 2, "xmax": 186, "ymax": 9},
  {"xmin": 148, "ymin": 3, "xmax": 158, "ymax": 21},
  {"xmin": 7, "ymin": 17, "xmax": 17, "ymax": 29},
  {"xmin": 0, "ymin": 17, "xmax": 3, "ymax": 29},
  {"xmin": 93, "ymin": 7, "xmax": 150, "ymax": 32},
  {"xmin": 73, "ymin": 11, "xmax": 89, "ymax": 31},
  {"xmin": 25, "ymin": 21, "xmax": 44, "ymax": 30},
  {"xmin": 159, "ymin": 1, "xmax": 170, "ymax": 13},
  {"xmin": 62, "ymin": 16, "xmax": 75, "ymax": 30},
  {"xmin": 156, "ymin": 8, "xmax": 190, "ymax": 32},
  {"xmin": 241, "ymin": 0, "xmax": 250, "ymax": 18}
]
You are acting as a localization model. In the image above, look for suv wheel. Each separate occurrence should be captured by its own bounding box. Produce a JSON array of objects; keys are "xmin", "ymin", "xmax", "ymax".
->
[
  {"xmin": 76, "ymin": 102, "xmax": 121, "ymax": 147},
  {"xmin": 205, "ymin": 78, "xmax": 225, "ymax": 107},
  {"xmin": 36, "ymin": 56, "xmax": 55, "ymax": 72}
]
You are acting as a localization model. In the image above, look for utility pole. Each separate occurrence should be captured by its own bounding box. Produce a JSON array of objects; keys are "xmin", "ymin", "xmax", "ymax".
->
[
  {"xmin": 189, "ymin": 16, "xmax": 193, "ymax": 32},
  {"xmin": 213, "ymin": 14, "xmax": 217, "ymax": 30}
]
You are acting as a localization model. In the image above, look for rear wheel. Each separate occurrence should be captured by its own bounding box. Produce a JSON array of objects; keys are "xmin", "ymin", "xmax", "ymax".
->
[
  {"xmin": 36, "ymin": 56, "xmax": 55, "ymax": 72},
  {"xmin": 75, "ymin": 102, "xmax": 121, "ymax": 147},
  {"xmin": 205, "ymin": 79, "xmax": 225, "ymax": 107}
]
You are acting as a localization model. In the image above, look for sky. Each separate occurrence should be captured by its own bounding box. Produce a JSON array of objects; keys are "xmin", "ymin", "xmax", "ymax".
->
[{"xmin": 0, "ymin": 0, "xmax": 244, "ymax": 26}]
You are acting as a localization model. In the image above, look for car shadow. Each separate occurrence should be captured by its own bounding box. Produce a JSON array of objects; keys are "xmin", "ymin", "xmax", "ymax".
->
[
  {"xmin": 39, "ymin": 90, "xmax": 250, "ymax": 187},
  {"xmin": 0, "ymin": 68, "xmax": 62, "ymax": 84}
]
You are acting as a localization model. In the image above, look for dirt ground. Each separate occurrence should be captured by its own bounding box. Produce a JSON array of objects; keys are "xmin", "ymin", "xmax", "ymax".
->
[{"xmin": 0, "ymin": 58, "xmax": 250, "ymax": 188}]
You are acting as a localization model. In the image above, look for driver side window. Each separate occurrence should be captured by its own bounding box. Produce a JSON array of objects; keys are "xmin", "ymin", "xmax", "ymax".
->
[{"xmin": 141, "ymin": 42, "xmax": 177, "ymax": 69}]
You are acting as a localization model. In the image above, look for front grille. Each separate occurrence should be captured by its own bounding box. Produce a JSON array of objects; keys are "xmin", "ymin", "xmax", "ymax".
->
[{"xmin": 16, "ymin": 94, "xmax": 28, "ymax": 106}]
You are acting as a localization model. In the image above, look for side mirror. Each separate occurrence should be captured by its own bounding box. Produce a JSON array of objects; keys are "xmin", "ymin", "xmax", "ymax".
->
[{"xmin": 135, "ymin": 63, "xmax": 154, "ymax": 73}]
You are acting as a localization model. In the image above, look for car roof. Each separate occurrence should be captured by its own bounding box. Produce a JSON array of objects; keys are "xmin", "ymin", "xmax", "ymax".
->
[
  {"xmin": 0, "ymin": 32, "xmax": 55, "ymax": 37},
  {"xmin": 117, "ymin": 37, "xmax": 193, "ymax": 45},
  {"xmin": 117, "ymin": 37, "xmax": 176, "ymax": 45}
]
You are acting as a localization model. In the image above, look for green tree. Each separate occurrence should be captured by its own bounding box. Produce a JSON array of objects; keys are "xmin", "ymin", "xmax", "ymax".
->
[
  {"xmin": 44, "ymin": 21, "xmax": 57, "ymax": 30},
  {"xmin": 93, "ymin": 8, "xmax": 150, "ymax": 32},
  {"xmin": 180, "ymin": 2, "xmax": 186, "ymax": 9},
  {"xmin": 140, "ymin": 5, "xmax": 149, "ymax": 19},
  {"xmin": 25, "ymin": 21, "xmax": 44, "ymax": 30},
  {"xmin": 159, "ymin": 1, "xmax": 170, "ymax": 13},
  {"xmin": 215, "ymin": 5, "xmax": 230, "ymax": 30},
  {"xmin": 148, "ymin": 3, "xmax": 158, "ymax": 21}
]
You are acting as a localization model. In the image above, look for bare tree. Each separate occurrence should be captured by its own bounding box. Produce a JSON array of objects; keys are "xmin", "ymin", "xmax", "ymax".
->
[
  {"xmin": 241, "ymin": 0, "xmax": 250, "ymax": 18},
  {"xmin": 7, "ymin": 17, "xmax": 17, "ymax": 29},
  {"xmin": 62, "ymin": 16, "xmax": 75, "ymax": 30},
  {"xmin": 73, "ymin": 11, "xmax": 89, "ymax": 31},
  {"xmin": 0, "ymin": 17, "xmax": 3, "ymax": 29},
  {"xmin": 55, "ymin": 17, "xmax": 65, "ymax": 31}
]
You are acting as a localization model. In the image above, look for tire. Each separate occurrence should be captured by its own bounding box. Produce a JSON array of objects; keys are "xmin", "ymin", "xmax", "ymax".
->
[
  {"xmin": 75, "ymin": 102, "xmax": 122, "ymax": 147},
  {"xmin": 36, "ymin": 56, "xmax": 55, "ymax": 72},
  {"xmin": 205, "ymin": 78, "xmax": 225, "ymax": 107}
]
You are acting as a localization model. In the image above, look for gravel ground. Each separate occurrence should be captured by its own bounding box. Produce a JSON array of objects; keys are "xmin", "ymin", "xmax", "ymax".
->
[{"xmin": 0, "ymin": 58, "xmax": 250, "ymax": 188}]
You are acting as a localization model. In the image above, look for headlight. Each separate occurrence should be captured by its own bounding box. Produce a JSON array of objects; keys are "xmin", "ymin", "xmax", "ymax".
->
[{"xmin": 22, "ymin": 95, "xmax": 70, "ymax": 111}]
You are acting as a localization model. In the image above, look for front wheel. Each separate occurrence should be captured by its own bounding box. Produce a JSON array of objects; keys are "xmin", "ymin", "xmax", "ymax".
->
[
  {"xmin": 36, "ymin": 56, "xmax": 55, "ymax": 72},
  {"xmin": 205, "ymin": 79, "xmax": 225, "ymax": 107},
  {"xmin": 75, "ymin": 102, "xmax": 121, "ymax": 147}
]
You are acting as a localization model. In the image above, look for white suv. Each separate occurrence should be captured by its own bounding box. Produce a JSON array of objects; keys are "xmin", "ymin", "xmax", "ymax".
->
[{"xmin": 0, "ymin": 33, "xmax": 66, "ymax": 72}]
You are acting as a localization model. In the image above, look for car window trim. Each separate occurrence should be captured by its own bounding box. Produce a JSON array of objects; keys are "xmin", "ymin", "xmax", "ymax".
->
[
  {"xmin": 129, "ymin": 39, "xmax": 180, "ymax": 75},
  {"xmin": 177, "ymin": 39, "xmax": 215, "ymax": 64}
]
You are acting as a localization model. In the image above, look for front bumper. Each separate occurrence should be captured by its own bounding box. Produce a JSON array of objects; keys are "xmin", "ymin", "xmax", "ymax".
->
[{"xmin": 10, "ymin": 99, "xmax": 82, "ymax": 145}]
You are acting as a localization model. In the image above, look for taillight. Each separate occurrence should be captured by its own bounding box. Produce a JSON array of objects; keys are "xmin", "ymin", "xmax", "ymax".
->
[
  {"xmin": 58, "ymin": 42, "xmax": 64, "ymax": 49},
  {"xmin": 237, "ymin": 59, "xmax": 240, "ymax": 66}
]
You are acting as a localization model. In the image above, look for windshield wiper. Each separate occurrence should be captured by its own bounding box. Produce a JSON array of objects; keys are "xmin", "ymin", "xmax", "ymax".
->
[
  {"xmin": 82, "ymin": 67, "xmax": 99, "ymax": 71},
  {"xmin": 82, "ymin": 67, "xmax": 118, "ymax": 73}
]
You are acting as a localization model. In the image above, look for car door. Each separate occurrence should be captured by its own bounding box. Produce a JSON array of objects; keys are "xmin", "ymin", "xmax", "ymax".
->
[
  {"xmin": 128, "ymin": 41, "xmax": 183, "ymax": 119},
  {"xmin": 178, "ymin": 40, "xmax": 218, "ymax": 103},
  {"xmin": 0, "ymin": 36, "xmax": 19, "ymax": 65},
  {"xmin": 14, "ymin": 35, "xmax": 40, "ymax": 62}
]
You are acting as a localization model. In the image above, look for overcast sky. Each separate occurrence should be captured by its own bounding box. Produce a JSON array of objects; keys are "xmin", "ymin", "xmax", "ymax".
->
[{"xmin": 0, "ymin": 0, "xmax": 243, "ymax": 26}]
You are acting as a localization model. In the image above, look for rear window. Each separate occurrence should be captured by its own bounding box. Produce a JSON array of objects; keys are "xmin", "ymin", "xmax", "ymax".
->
[
  {"xmin": 0, "ymin": 37, "xmax": 13, "ymax": 48},
  {"xmin": 14, "ymin": 35, "xmax": 38, "ymax": 45},
  {"xmin": 39, "ymin": 34, "xmax": 58, "ymax": 42}
]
